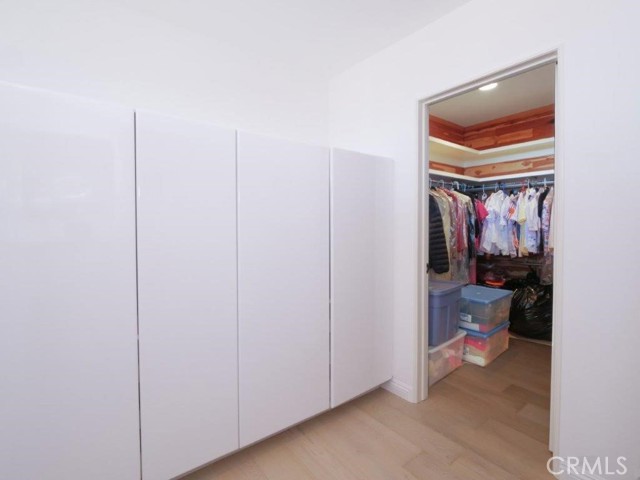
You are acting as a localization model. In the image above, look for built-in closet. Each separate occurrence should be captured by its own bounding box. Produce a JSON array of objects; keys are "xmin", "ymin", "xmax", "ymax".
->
[
  {"xmin": 136, "ymin": 112, "xmax": 239, "ymax": 479},
  {"xmin": 0, "ymin": 84, "xmax": 141, "ymax": 479},
  {"xmin": 331, "ymin": 149, "xmax": 394, "ymax": 407},
  {"xmin": 0, "ymin": 82, "xmax": 394, "ymax": 480},
  {"xmin": 237, "ymin": 132, "xmax": 331, "ymax": 447}
]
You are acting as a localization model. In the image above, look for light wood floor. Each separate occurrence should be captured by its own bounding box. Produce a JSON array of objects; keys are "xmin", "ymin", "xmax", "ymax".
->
[{"xmin": 184, "ymin": 338, "xmax": 553, "ymax": 480}]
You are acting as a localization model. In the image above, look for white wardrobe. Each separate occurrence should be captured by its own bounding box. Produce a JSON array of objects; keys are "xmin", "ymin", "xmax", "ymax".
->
[
  {"xmin": 0, "ymin": 83, "xmax": 395, "ymax": 480},
  {"xmin": 237, "ymin": 133, "xmax": 331, "ymax": 447},
  {"xmin": 330, "ymin": 149, "xmax": 394, "ymax": 407},
  {"xmin": 136, "ymin": 112, "xmax": 239, "ymax": 480},
  {"xmin": 0, "ymin": 85, "xmax": 141, "ymax": 479}
]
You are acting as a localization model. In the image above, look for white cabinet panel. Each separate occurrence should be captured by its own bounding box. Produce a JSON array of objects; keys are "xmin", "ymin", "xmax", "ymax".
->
[
  {"xmin": 136, "ymin": 112, "xmax": 238, "ymax": 480},
  {"xmin": 0, "ymin": 84, "xmax": 140, "ymax": 479},
  {"xmin": 237, "ymin": 132, "xmax": 330, "ymax": 447},
  {"xmin": 330, "ymin": 149, "xmax": 394, "ymax": 407}
]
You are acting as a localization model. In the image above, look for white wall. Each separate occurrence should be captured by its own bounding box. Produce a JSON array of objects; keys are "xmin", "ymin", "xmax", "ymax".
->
[
  {"xmin": 0, "ymin": 0, "xmax": 328, "ymax": 145},
  {"xmin": 329, "ymin": 0, "xmax": 640, "ymax": 475}
]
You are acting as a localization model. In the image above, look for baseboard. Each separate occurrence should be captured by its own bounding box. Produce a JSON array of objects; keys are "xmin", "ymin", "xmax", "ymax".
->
[{"xmin": 381, "ymin": 378, "xmax": 413, "ymax": 402}]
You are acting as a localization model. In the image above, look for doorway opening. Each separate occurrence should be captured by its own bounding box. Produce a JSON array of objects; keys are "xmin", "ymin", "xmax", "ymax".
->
[{"xmin": 417, "ymin": 51, "xmax": 562, "ymax": 458}]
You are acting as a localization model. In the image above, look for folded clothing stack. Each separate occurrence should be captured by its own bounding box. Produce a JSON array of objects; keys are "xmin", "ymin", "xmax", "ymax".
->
[{"xmin": 461, "ymin": 322, "xmax": 510, "ymax": 366}]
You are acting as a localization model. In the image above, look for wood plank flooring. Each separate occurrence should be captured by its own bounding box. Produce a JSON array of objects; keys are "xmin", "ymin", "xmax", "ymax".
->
[{"xmin": 183, "ymin": 339, "xmax": 553, "ymax": 480}]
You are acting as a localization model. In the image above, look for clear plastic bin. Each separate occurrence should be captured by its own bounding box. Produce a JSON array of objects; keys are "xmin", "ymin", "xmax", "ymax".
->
[
  {"xmin": 428, "ymin": 280, "xmax": 463, "ymax": 346},
  {"xmin": 462, "ymin": 321, "xmax": 509, "ymax": 366},
  {"xmin": 459, "ymin": 285, "xmax": 513, "ymax": 333},
  {"xmin": 428, "ymin": 329, "xmax": 466, "ymax": 386}
]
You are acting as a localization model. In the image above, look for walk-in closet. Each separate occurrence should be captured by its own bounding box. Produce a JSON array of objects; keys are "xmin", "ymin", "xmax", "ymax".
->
[{"xmin": 423, "ymin": 62, "xmax": 556, "ymax": 463}]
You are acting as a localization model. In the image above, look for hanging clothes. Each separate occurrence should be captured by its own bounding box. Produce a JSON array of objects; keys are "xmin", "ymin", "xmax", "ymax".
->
[
  {"xmin": 539, "ymin": 186, "xmax": 555, "ymax": 285},
  {"xmin": 428, "ymin": 195, "xmax": 449, "ymax": 274},
  {"xmin": 447, "ymin": 189, "xmax": 473, "ymax": 284},
  {"xmin": 478, "ymin": 184, "xmax": 554, "ymax": 260},
  {"xmin": 524, "ymin": 188, "xmax": 541, "ymax": 254},
  {"xmin": 516, "ymin": 190, "xmax": 528, "ymax": 256},
  {"xmin": 428, "ymin": 187, "xmax": 473, "ymax": 284},
  {"xmin": 480, "ymin": 190, "xmax": 510, "ymax": 256},
  {"xmin": 537, "ymin": 186, "xmax": 551, "ymax": 252},
  {"xmin": 429, "ymin": 189, "xmax": 454, "ymax": 281},
  {"xmin": 474, "ymin": 199, "xmax": 488, "ymax": 251},
  {"xmin": 541, "ymin": 187, "xmax": 554, "ymax": 255},
  {"xmin": 428, "ymin": 178, "xmax": 555, "ymax": 287}
]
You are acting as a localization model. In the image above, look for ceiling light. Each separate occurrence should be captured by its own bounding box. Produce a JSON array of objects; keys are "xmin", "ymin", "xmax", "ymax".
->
[{"xmin": 479, "ymin": 82, "xmax": 498, "ymax": 91}]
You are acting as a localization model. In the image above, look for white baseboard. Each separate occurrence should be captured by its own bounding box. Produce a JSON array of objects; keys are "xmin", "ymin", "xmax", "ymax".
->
[{"xmin": 381, "ymin": 378, "xmax": 413, "ymax": 402}]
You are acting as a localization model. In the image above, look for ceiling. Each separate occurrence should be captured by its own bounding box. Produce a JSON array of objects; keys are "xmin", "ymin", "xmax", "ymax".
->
[
  {"xmin": 108, "ymin": 0, "xmax": 474, "ymax": 77},
  {"xmin": 429, "ymin": 63, "xmax": 556, "ymax": 126}
]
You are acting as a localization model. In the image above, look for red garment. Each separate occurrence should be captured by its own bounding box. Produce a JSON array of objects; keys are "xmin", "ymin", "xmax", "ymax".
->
[{"xmin": 475, "ymin": 199, "xmax": 488, "ymax": 223}]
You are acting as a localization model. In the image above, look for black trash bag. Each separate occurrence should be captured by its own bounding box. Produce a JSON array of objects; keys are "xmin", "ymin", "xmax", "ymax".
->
[
  {"xmin": 509, "ymin": 283, "xmax": 553, "ymax": 341},
  {"xmin": 504, "ymin": 270, "xmax": 540, "ymax": 291}
]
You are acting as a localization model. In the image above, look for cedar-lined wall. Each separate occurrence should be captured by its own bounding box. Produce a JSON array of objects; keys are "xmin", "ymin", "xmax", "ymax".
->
[
  {"xmin": 429, "ymin": 116, "xmax": 465, "ymax": 145},
  {"xmin": 428, "ymin": 156, "xmax": 554, "ymax": 178},
  {"xmin": 429, "ymin": 104, "xmax": 555, "ymax": 177},
  {"xmin": 463, "ymin": 155, "xmax": 554, "ymax": 178},
  {"xmin": 429, "ymin": 161, "xmax": 465, "ymax": 174},
  {"xmin": 430, "ymin": 104, "xmax": 554, "ymax": 151}
]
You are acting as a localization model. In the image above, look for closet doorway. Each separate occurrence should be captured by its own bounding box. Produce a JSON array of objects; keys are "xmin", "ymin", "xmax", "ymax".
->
[{"xmin": 417, "ymin": 52, "xmax": 562, "ymax": 457}]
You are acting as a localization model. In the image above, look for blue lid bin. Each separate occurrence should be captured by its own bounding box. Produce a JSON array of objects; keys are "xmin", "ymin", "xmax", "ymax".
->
[
  {"xmin": 428, "ymin": 281, "xmax": 463, "ymax": 346},
  {"xmin": 459, "ymin": 285, "xmax": 513, "ymax": 332}
]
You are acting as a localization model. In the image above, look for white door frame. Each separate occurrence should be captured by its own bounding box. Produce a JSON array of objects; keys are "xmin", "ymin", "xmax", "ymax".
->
[{"xmin": 416, "ymin": 49, "xmax": 563, "ymax": 453}]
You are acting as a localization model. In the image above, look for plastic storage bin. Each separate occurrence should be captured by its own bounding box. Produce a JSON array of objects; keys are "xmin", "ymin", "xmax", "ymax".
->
[
  {"xmin": 428, "ymin": 329, "xmax": 466, "ymax": 386},
  {"xmin": 459, "ymin": 285, "xmax": 513, "ymax": 333},
  {"xmin": 428, "ymin": 281, "xmax": 463, "ymax": 346},
  {"xmin": 462, "ymin": 321, "xmax": 510, "ymax": 366}
]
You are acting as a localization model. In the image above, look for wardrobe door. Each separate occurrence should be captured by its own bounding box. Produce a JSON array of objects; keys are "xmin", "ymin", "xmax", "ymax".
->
[
  {"xmin": 237, "ymin": 132, "xmax": 330, "ymax": 446},
  {"xmin": 0, "ymin": 85, "xmax": 140, "ymax": 479},
  {"xmin": 136, "ymin": 112, "xmax": 238, "ymax": 480},
  {"xmin": 330, "ymin": 149, "xmax": 394, "ymax": 407}
]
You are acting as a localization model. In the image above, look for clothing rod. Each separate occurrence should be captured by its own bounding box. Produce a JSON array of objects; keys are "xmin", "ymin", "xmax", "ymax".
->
[
  {"xmin": 428, "ymin": 178, "xmax": 555, "ymax": 192},
  {"xmin": 465, "ymin": 180, "xmax": 555, "ymax": 192}
]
